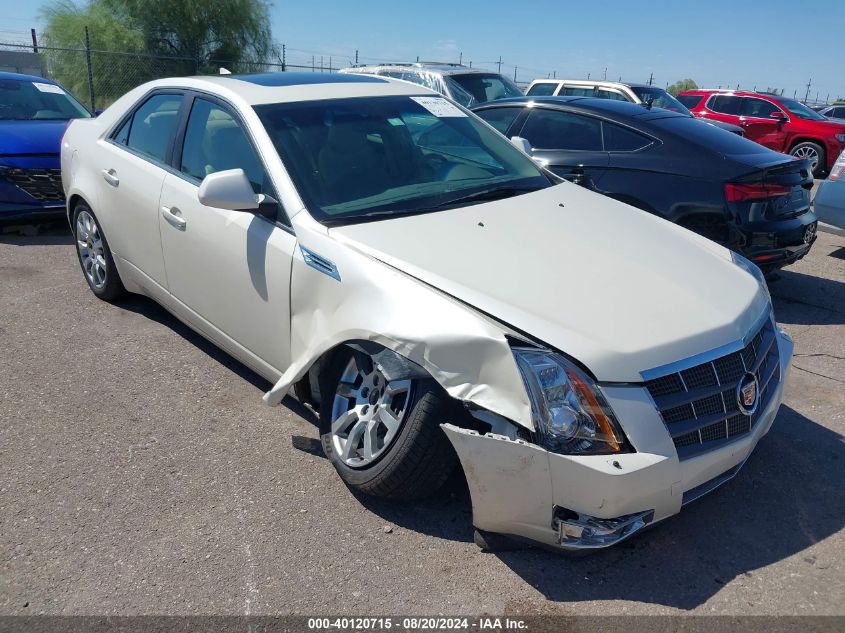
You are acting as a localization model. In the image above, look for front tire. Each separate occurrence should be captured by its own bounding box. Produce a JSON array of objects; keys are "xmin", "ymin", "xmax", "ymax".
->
[
  {"xmin": 73, "ymin": 202, "xmax": 125, "ymax": 301},
  {"xmin": 790, "ymin": 141, "xmax": 826, "ymax": 178},
  {"xmin": 319, "ymin": 348, "xmax": 457, "ymax": 500}
]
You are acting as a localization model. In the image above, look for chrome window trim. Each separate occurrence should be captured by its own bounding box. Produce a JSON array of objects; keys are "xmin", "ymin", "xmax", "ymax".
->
[{"xmin": 639, "ymin": 305, "xmax": 773, "ymax": 382}]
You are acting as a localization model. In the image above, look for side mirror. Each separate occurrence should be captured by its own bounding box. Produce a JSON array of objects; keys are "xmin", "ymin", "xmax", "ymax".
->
[
  {"xmin": 198, "ymin": 169, "xmax": 259, "ymax": 211},
  {"xmin": 510, "ymin": 136, "xmax": 533, "ymax": 155},
  {"xmin": 769, "ymin": 111, "xmax": 787, "ymax": 121}
]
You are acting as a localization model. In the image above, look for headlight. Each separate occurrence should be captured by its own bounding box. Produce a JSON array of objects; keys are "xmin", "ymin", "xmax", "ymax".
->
[
  {"xmin": 731, "ymin": 250, "xmax": 770, "ymax": 302},
  {"xmin": 836, "ymin": 133, "xmax": 845, "ymax": 142},
  {"xmin": 512, "ymin": 347, "xmax": 629, "ymax": 455}
]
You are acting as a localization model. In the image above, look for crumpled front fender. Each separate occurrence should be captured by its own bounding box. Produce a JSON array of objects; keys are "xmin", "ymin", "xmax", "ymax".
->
[{"xmin": 262, "ymin": 229, "xmax": 534, "ymax": 430}]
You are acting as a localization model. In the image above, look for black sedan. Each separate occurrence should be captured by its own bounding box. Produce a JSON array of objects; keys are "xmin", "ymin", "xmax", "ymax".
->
[{"xmin": 472, "ymin": 97, "xmax": 818, "ymax": 271}]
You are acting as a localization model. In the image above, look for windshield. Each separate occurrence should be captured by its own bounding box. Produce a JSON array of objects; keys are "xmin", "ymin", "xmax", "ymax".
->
[
  {"xmin": 778, "ymin": 98, "xmax": 826, "ymax": 121},
  {"xmin": 254, "ymin": 95, "xmax": 550, "ymax": 225},
  {"xmin": 0, "ymin": 79, "xmax": 91, "ymax": 121},
  {"xmin": 447, "ymin": 73, "xmax": 524, "ymax": 104},
  {"xmin": 630, "ymin": 87, "xmax": 692, "ymax": 115}
]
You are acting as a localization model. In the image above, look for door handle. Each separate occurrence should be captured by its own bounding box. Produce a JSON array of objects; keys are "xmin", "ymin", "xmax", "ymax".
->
[
  {"xmin": 102, "ymin": 169, "xmax": 119, "ymax": 187},
  {"xmin": 161, "ymin": 206, "xmax": 187, "ymax": 230}
]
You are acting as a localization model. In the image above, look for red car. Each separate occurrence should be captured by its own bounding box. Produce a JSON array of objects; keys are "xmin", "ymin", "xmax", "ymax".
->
[{"xmin": 679, "ymin": 90, "xmax": 845, "ymax": 177}]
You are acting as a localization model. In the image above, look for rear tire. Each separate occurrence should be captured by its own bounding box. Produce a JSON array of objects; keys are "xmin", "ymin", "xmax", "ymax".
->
[
  {"xmin": 72, "ymin": 202, "xmax": 125, "ymax": 301},
  {"xmin": 319, "ymin": 347, "xmax": 457, "ymax": 500},
  {"xmin": 790, "ymin": 141, "xmax": 825, "ymax": 178}
]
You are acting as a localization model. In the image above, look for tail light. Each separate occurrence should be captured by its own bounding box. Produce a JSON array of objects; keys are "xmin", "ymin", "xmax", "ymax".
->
[
  {"xmin": 724, "ymin": 182, "xmax": 791, "ymax": 202},
  {"xmin": 830, "ymin": 158, "xmax": 845, "ymax": 181}
]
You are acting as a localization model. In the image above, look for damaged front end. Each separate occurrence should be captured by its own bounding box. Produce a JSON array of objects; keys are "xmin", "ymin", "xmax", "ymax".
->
[{"xmin": 441, "ymin": 420, "xmax": 670, "ymax": 552}]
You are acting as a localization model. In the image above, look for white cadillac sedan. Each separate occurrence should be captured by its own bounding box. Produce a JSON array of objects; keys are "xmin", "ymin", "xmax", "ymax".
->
[{"xmin": 61, "ymin": 73, "xmax": 793, "ymax": 551}]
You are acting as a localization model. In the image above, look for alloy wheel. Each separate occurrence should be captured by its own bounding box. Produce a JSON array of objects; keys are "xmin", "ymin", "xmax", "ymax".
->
[
  {"xmin": 76, "ymin": 210, "xmax": 107, "ymax": 289},
  {"xmin": 330, "ymin": 354, "xmax": 412, "ymax": 468},
  {"xmin": 791, "ymin": 145, "xmax": 820, "ymax": 172}
]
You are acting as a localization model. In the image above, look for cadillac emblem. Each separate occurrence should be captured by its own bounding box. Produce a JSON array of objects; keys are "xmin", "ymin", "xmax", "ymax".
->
[{"xmin": 736, "ymin": 372, "xmax": 760, "ymax": 416}]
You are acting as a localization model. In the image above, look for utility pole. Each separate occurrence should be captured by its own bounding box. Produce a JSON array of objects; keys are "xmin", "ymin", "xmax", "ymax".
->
[
  {"xmin": 552, "ymin": 70, "xmax": 556, "ymax": 79},
  {"xmin": 603, "ymin": 67, "xmax": 607, "ymax": 80},
  {"xmin": 648, "ymin": 72, "xmax": 653, "ymax": 86},
  {"xmin": 804, "ymin": 77, "xmax": 812, "ymax": 103},
  {"xmin": 459, "ymin": 52, "xmax": 462, "ymax": 65},
  {"xmin": 513, "ymin": 66, "xmax": 517, "ymax": 82},
  {"xmin": 83, "ymin": 26, "xmax": 95, "ymax": 111},
  {"xmin": 355, "ymin": 49, "xmax": 358, "ymax": 65},
  {"xmin": 497, "ymin": 56, "xmax": 502, "ymax": 73},
  {"xmin": 30, "ymin": 28, "xmax": 38, "ymax": 53},
  {"xmin": 281, "ymin": 44, "xmax": 286, "ymax": 71},
  {"xmin": 311, "ymin": 55, "xmax": 315, "ymax": 71}
]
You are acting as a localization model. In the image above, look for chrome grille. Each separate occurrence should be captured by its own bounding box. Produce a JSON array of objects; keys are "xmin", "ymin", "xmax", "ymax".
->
[
  {"xmin": 1, "ymin": 168, "xmax": 65, "ymax": 202},
  {"xmin": 645, "ymin": 316, "xmax": 780, "ymax": 460}
]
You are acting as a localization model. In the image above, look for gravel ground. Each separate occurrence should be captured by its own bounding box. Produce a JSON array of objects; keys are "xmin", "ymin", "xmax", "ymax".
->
[{"xmin": 0, "ymin": 224, "xmax": 843, "ymax": 617}]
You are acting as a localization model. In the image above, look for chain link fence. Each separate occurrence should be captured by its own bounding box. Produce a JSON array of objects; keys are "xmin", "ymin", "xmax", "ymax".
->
[
  {"xmin": 0, "ymin": 42, "xmax": 332, "ymax": 111},
  {"xmin": 1, "ymin": 40, "xmax": 840, "ymax": 110}
]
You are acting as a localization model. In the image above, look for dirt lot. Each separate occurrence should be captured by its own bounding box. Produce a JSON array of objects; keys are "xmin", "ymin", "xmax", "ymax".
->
[{"xmin": 0, "ymin": 225, "xmax": 843, "ymax": 617}]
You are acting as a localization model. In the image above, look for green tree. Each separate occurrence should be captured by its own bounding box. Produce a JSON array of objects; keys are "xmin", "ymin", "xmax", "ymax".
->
[
  {"xmin": 103, "ymin": 0, "xmax": 274, "ymax": 73},
  {"xmin": 40, "ymin": 0, "xmax": 275, "ymax": 107},
  {"xmin": 40, "ymin": 0, "xmax": 147, "ymax": 107},
  {"xmin": 667, "ymin": 78, "xmax": 698, "ymax": 96}
]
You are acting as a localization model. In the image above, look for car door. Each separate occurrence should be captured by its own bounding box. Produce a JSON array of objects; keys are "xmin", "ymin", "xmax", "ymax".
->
[
  {"xmin": 511, "ymin": 106, "xmax": 609, "ymax": 188},
  {"xmin": 738, "ymin": 97, "xmax": 788, "ymax": 150},
  {"xmin": 97, "ymin": 91, "xmax": 185, "ymax": 290},
  {"xmin": 157, "ymin": 95, "xmax": 296, "ymax": 376}
]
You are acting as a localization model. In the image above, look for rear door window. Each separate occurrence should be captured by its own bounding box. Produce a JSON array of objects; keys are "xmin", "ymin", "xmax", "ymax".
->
[
  {"xmin": 474, "ymin": 107, "xmax": 523, "ymax": 134},
  {"xmin": 596, "ymin": 88, "xmax": 629, "ymax": 102},
  {"xmin": 604, "ymin": 122, "xmax": 652, "ymax": 151},
  {"xmin": 123, "ymin": 94, "xmax": 183, "ymax": 163},
  {"xmin": 519, "ymin": 108, "xmax": 603, "ymax": 151},
  {"xmin": 707, "ymin": 95, "xmax": 742, "ymax": 116},
  {"xmin": 561, "ymin": 86, "xmax": 595, "ymax": 97},
  {"xmin": 526, "ymin": 82, "xmax": 558, "ymax": 96},
  {"xmin": 677, "ymin": 94, "xmax": 704, "ymax": 109}
]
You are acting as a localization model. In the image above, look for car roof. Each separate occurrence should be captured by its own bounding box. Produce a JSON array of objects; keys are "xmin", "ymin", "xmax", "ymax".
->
[
  {"xmin": 342, "ymin": 63, "xmax": 494, "ymax": 77},
  {"xmin": 529, "ymin": 78, "xmax": 653, "ymax": 90},
  {"xmin": 681, "ymin": 89, "xmax": 783, "ymax": 100},
  {"xmin": 137, "ymin": 72, "xmax": 434, "ymax": 105},
  {"xmin": 0, "ymin": 71, "xmax": 57, "ymax": 83},
  {"xmin": 474, "ymin": 96, "xmax": 688, "ymax": 120}
]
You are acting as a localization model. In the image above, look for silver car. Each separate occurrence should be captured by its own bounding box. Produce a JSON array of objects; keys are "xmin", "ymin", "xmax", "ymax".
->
[
  {"xmin": 340, "ymin": 62, "xmax": 523, "ymax": 108},
  {"xmin": 814, "ymin": 150, "xmax": 845, "ymax": 231}
]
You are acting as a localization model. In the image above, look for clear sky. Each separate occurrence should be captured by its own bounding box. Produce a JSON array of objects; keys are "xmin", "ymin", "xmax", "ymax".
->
[{"xmin": 1, "ymin": 0, "xmax": 841, "ymax": 102}]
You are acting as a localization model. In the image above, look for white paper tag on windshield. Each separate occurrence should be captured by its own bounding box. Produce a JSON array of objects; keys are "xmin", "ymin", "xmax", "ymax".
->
[
  {"xmin": 411, "ymin": 96, "xmax": 466, "ymax": 117},
  {"xmin": 32, "ymin": 82, "xmax": 65, "ymax": 94}
]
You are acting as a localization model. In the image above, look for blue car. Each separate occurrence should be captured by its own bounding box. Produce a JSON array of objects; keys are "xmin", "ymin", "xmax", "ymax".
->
[
  {"xmin": 814, "ymin": 150, "xmax": 845, "ymax": 233},
  {"xmin": 0, "ymin": 72, "xmax": 92, "ymax": 223}
]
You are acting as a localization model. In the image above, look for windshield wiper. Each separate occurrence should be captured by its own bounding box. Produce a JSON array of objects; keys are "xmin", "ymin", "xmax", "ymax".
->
[
  {"xmin": 323, "ymin": 185, "xmax": 545, "ymax": 227},
  {"xmin": 416, "ymin": 185, "xmax": 545, "ymax": 211}
]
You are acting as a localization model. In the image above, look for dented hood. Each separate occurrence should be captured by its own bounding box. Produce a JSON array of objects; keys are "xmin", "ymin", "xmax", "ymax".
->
[{"xmin": 331, "ymin": 182, "xmax": 769, "ymax": 383}]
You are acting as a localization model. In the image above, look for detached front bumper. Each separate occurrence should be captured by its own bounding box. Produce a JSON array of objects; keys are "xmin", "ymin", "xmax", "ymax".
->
[{"xmin": 443, "ymin": 328, "xmax": 794, "ymax": 552}]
